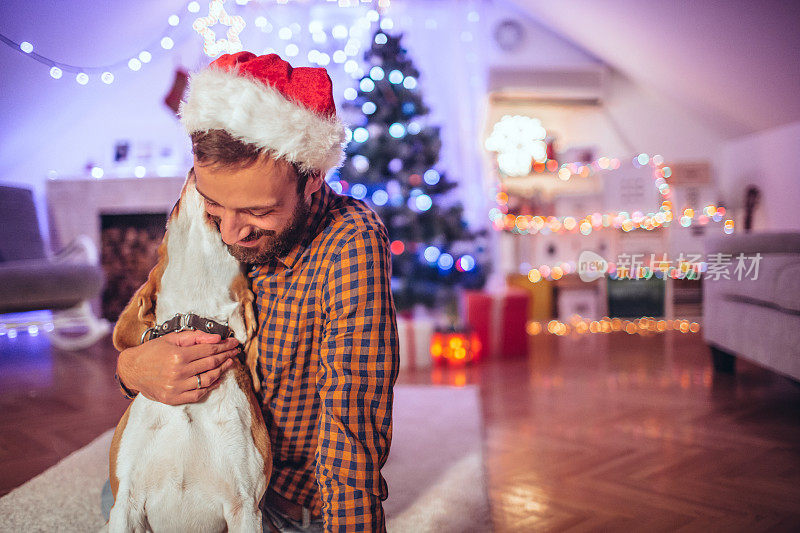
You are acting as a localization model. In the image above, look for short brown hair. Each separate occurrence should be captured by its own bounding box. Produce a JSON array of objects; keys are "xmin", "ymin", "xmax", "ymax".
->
[{"xmin": 190, "ymin": 129, "xmax": 314, "ymax": 195}]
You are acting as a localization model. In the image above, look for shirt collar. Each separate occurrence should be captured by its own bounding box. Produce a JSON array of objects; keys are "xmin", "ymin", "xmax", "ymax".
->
[{"xmin": 264, "ymin": 180, "xmax": 334, "ymax": 271}]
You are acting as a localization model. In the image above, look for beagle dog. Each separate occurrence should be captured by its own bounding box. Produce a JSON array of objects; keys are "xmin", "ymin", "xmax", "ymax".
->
[{"xmin": 105, "ymin": 172, "xmax": 271, "ymax": 532}]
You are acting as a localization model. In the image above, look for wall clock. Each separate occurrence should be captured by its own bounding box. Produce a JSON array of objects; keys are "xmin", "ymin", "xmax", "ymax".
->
[{"xmin": 494, "ymin": 19, "xmax": 525, "ymax": 52}]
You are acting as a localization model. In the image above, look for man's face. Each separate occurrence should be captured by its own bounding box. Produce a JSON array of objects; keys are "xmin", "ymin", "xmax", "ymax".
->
[{"xmin": 192, "ymin": 155, "xmax": 320, "ymax": 265}]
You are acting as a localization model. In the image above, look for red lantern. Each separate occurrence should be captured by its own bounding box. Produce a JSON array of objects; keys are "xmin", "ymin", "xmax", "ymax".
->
[{"xmin": 430, "ymin": 329, "xmax": 482, "ymax": 365}]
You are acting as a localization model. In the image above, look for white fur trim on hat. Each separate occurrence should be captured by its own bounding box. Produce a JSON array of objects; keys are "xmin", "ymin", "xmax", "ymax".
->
[{"xmin": 179, "ymin": 67, "xmax": 346, "ymax": 175}]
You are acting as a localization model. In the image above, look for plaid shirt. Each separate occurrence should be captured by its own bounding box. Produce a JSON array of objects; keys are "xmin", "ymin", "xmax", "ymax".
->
[{"xmin": 248, "ymin": 180, "xmax": 400, "ymax": 532}]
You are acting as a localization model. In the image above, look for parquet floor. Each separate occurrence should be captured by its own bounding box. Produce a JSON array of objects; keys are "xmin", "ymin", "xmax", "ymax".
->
[{"xmin": 1, "ymin": 329, "xmax": 799, "ymax": 531}]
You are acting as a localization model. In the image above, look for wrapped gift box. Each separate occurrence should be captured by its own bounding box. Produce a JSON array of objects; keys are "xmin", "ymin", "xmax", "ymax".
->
[
  {"xmin": 507, "ymin": 273, "xmax": 554, "ymax": 321},
  {"xmin": 396, "ymin": 313, "xmax": 435, "ymax": 370},
  {"xmin": 462, "ymin": 289, "xmax": 530, "ymax": 359}
]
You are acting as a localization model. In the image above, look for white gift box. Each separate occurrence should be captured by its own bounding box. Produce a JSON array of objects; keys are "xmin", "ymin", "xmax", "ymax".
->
[{"xmin": 396, "ymin": 314, "xmax": 435, "ymax": 370}]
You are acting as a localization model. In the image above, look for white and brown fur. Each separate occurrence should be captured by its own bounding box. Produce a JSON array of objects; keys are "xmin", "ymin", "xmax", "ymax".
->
[{"xmin": 105, "ymin": 173, "xmax": 271, "ymax": 532}]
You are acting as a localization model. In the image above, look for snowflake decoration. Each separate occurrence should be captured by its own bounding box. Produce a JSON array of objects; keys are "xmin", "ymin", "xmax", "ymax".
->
[
  {"xmin": 485, "ymin": 115, "xmax": 547, "ymax": 176},
  {"xmin": 193, "ymin": 0, "xmax": 246, "ymax": 57}
]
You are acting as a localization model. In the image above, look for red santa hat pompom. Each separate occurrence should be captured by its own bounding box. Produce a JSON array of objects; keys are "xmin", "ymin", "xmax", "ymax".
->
[{"xmin": 179, "ymin": 51, "xmax": 347, "ymax": 176}]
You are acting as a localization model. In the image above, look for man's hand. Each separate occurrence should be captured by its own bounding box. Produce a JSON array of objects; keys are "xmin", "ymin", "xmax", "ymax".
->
[{"xmin": 116, "ymin": 330, "xmax": 240, "ymax": 405}]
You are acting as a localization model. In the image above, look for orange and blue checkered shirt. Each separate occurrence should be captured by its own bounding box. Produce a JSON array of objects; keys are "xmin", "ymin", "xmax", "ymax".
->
[{"xmin": 248, "ymin": 180, "xmax": 400, "ymax": 532}]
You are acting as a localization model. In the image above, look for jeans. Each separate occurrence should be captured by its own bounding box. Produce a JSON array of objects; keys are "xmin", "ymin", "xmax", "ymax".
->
[{"xmin": 100, "ymin": 479, "xmax": 324, "ymax": 532}]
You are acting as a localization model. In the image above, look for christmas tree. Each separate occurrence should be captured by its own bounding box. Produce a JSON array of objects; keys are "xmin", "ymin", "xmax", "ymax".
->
[{"xmin": 336, "ymin": 29, "xmax": 488, "ymax": 315}]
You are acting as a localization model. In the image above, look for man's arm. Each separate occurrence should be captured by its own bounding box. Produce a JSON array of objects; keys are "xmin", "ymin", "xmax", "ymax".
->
[{"xmin": 316, "ymin": 227, "xmax": 400, "ymax": 532}]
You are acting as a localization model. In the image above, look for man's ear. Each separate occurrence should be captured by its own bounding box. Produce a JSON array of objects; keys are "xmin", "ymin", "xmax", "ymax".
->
[{"xmin": 303, "ymin": 171, "xmax": 324, "ymax": 200}]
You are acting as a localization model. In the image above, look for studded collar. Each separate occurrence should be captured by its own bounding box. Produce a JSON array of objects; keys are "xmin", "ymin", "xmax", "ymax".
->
[{"xmin": 141, "ymin": 313, "xmax": 233, "ymax": 344}]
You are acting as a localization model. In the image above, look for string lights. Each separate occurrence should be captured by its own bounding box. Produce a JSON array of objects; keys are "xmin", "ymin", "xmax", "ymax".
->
[
  {"xmin": 0, "ymin": 2, "xmax": 191, "ymax": 85},
  {"xmin": 1, "ymin": 0, "xmax": 389, "ymax": 85},
  {"xmin": 489, "ymin": 152, "xmax": 735, "ymax": 235},
  {"xmin": 0, "ymin": 314, "xmax": 55, "ymax": 340},
  {"xmin": 521, "ymin": 257, "xmax": 706, "ymax": 285},
  {"xmin": 527, "ymin": 316, "xmax": 701, "ymax": 336}
]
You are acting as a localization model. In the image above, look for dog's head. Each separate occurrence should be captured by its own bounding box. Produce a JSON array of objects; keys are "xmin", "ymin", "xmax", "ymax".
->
[
  {"xmin": 112, "ymin": 169, "xmax": 259, "ymax": 355},
  {"xmin": 168, "ymin": 169, "xmax": 222, "ymax": 236},
  {"xmin": 111, "ymin": 170, "xmax": 211, "ymax": 352}
]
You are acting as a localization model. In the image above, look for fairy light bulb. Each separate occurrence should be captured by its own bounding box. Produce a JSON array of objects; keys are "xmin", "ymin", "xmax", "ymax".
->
[
  {"xmin": 372, "ymin": 190, "xmax": 388, "ymax": 206},
  {"xmin": 360, "ymin": 78, "xmax": 375, "ymax": 92},
  {"xmin": 370, "ymin": 66, "xmax": 384, "ymax": 80}
]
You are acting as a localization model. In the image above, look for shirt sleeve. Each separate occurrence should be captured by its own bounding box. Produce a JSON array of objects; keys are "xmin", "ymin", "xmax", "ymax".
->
[{"xmin": 316, "ymin": 226, "xmax": 400, "ymax": 532}]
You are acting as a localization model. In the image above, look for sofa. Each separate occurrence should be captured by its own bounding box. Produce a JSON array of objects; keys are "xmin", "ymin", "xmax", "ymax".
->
[
  {"xmin": 703, "ymin": 231, "xmax": 800, "ymax": 382},
  {"xmin": 0, "ymin": 184, "xmax": 109, "ymax": 350}
]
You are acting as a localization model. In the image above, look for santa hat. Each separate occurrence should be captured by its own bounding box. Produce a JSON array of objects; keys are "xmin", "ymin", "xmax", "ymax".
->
[{"xmin": 179, "ymin": 51, "xmax": 347, "ymax": 176}]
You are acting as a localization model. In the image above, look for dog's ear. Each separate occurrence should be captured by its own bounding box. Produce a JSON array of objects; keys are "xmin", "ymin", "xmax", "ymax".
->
[
  {"xmin": 112, "ymin": 234, "xmax": 169, "ymax": 352},
  {"xmin": 242, "ymin": 293, "xmax": 258, "ymax": 341},
  {"xmin": 243, "ymin": 338, "xmax": 261, "ymax": 394},
  {"xmin": 135, "ymin": 275, "xmax": 158, "ymax": 325},
  {"xmin": 231, "ymin": 271, "xmax": 261, "ymax": 392},
  {"xmin": 112, "ymin": 282, "xmax": 156, "ymax": 352},
  {"xmin": 242, "ymin": 300, "xmax": 260, "ymax": 393}
]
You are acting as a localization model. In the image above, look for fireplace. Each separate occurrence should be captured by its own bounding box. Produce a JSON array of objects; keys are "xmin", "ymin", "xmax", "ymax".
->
[
  {"xmin": 47, "ymin": 176, "xmax": 185, "ymax": 321},
  {"xmin": 100, "ymin": 213, "xmax": 167, "ymax": 321}
]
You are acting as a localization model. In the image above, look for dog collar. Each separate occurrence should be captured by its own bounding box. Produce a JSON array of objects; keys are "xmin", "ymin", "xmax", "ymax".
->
[{"xmin": 141, "ymin": 313, "xmax": 234, "ymax": 343}]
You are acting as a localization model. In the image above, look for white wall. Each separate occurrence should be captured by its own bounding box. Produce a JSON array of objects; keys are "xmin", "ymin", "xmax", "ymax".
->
[
  {"xmin": 512, "ymin": 0, "xmax": 800, "ymax": 139},
  {"xmin": 717, "ymin": 120, "xmax": 800, "ymax": 231},
  {"xmin": 484, "ymin": 69, "xmax": 725, "ymax": 164}
]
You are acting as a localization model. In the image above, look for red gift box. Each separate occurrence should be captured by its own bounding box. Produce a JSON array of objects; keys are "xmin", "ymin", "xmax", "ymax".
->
[{"xmin": 463, "ymin": 289, "xmax": 530, "ymax": 359}]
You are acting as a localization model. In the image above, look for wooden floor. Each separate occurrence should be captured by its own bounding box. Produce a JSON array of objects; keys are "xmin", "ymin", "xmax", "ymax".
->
[{"xmin": 2, "ymin": 330, "xmax": 799, "ymax": 531}]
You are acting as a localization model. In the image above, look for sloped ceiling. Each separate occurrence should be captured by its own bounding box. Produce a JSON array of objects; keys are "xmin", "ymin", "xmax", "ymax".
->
[{"xmin": 510, "ymin": 0, "xmax": 800, "ymax": 139}]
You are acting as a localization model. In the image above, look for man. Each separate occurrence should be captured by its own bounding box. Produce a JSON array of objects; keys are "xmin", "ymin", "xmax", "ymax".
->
[{"xmin": 106, "ymin": 52, "xmax": 400, "ymax": 532}]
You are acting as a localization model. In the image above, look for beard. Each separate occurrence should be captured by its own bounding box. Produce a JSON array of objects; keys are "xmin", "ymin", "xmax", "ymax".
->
[{"xmin": 211, "ymin": 197, "xmax": 310, "ymax": 265}]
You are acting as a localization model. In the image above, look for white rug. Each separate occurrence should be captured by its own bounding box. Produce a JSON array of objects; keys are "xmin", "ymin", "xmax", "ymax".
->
[{"xmin": 0, "ymin": 385, "xmax": 491, "ymax": 532}]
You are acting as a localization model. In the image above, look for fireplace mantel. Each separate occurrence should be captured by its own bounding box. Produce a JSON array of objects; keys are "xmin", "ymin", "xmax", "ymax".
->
[{"xmin": 47, "ymin": 176, "xmax": 185, "ymax": 252}]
